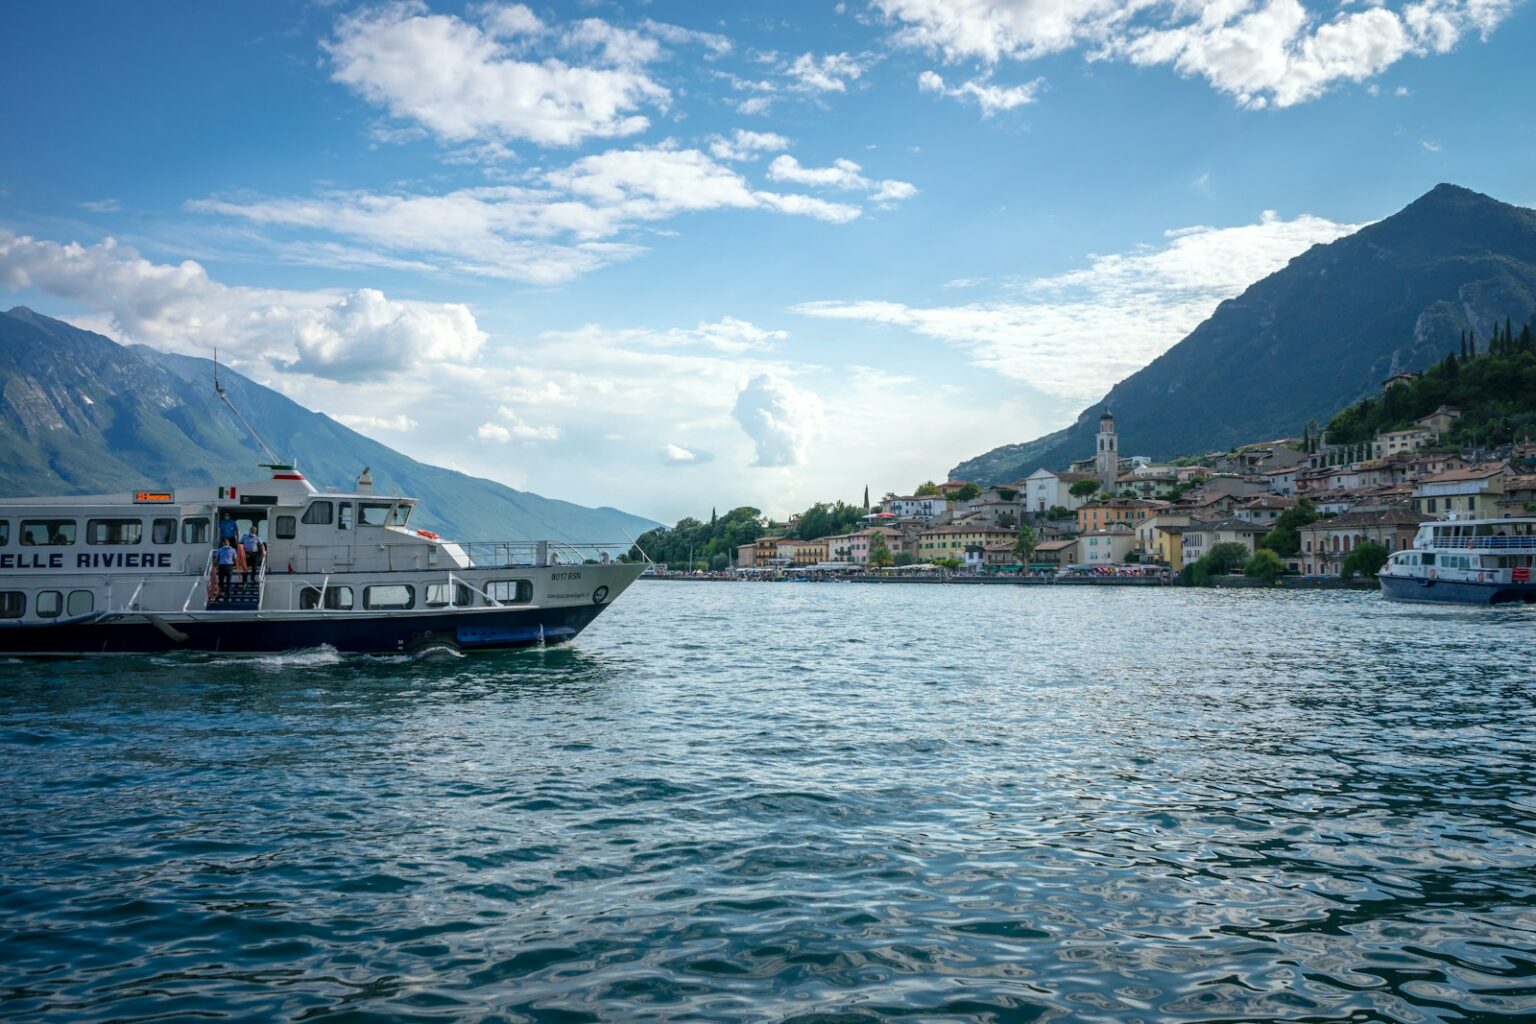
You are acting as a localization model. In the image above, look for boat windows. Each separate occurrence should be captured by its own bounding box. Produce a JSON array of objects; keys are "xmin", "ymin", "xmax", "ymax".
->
[
  {"xmin": 0, "ymin": 592, "xmax": 23, "ymax": 619},
  {"xmin": 67, "ymin": 590, "xmax": 94, "ymax": 616},
  {"xmin": 363, "ymin": 584, "xmax": 413, "ymax": 610},
  {"xmin": 86, "ymin": 518, "xmax": 144, "ymax": 546},
  {"xmin": 36, "ymin": 591, "xmax": 62, "ymax": 618},
  {"xmin": 302, "ymin": 501, "xmax": 334, "ymax": 526},
  {"xmin": 358, "ymin": 502, "xmax": 394, "ymax": 527},
  {"xmin": 299, "ymin": 585, "xmax": 355, "ymax": 611},
  {"xmin": 275, "ymin": 515, "xmax": 297, "ymax": 540},
  {"xmin": 182, "ymin": 518, "xmax": 210, "ymax": 545},
  {"xmin": 486, "ymin": 580, "xmax": 533, "ymax": 604},
  {"xmin": 388, "ymin": 504, "xmax": 411, "ymax": 527},
  {"xmin": 152, "ymin": 518, "xmax": 177, "ymax": 545},
  {"xmin": 425, "ymin": 582, "xmax": 473, "ymax": 608},
  {"xmin": 0, "ymin": 521, "xmax": 8, "ymax": 546},
  {"xmin": 337, "ymin": 503, "xmax": 354, "ymax": 531},
  {"xmin": 1421, "ymin": 553, "xmax": 1435, "ymax": 565},
  {"xmin": 21, "ymin": 520, "xmax": 76, "ymax": 546}
]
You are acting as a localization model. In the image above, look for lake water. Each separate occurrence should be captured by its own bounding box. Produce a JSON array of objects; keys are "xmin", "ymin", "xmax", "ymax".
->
[{"xmin": 3, "ymin": 583, "xmax": 1534, "ymax": 1023}]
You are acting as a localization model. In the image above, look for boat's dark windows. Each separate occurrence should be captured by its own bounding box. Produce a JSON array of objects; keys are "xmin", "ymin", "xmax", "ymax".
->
[
  {"xmin": 302, "ymin": 501, "xmax": 334, "ymax": 526},
  {"xmin": 299, "ymin": 587, "xmax": 321, "ymax": 610},
  {"xmin": 325, "ymin": 586, "xmax": 354, "ymax": 611},
  {"xmin": 337, "ymin": 503, "xmax": 354, "ymax": 531},
  {"xmin": 275, "ymin": 515, "xmax": 297, "ymax": 540},
  {"xmin": 388, "ymin": 504, "xmax": 412, "ymax": 527},
  {"xmin": 425, "ymin": 582, "xmax": 473, "ymax": 608},
  {"xmin": 363, "ymin": 584, "xmax": 412, "ymax": 610},
  {"xmin": 1421, "ymin": 553, "xmax": 1435, "ymax": 565},
  {"xmin": 21, "ymin": 520, "xmax": 76, "ymax": 546},
  {"xmin": 487, "ymin": 580, "xmax": 532, "ymax": 604},
  {"xmin": 66, "ymin": 590, "xmax": 94, "ymax": 616},
  {"xmin": 359, "ymin": 502, "xmax": 393, "ymax": 527},
  {"xmin": 86, "ymin": 519, "xmax": 144, "ymax": 545},
  {"xmin": 0, "ymin": 592, "xmax": 23, "ymax": 619},
  {"xmin": 151, "ymin": 518, "xmax": 177, "ymax": 544},
  {"xmin": 0, "ymin": 521, "xmax": 8, "ymax": 546},
  {"xmin": 36, "ymin": 591, "xmax": 62, "ymax": 618},
  {"xmin": 182, "ymin": 518, "xmax": 210, "ymax": 545}
]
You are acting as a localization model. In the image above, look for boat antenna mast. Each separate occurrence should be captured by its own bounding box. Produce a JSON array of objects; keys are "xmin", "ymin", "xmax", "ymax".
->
[{"xmin": 213, "ymin": 347, "xmax": 288, "ymax": 468}]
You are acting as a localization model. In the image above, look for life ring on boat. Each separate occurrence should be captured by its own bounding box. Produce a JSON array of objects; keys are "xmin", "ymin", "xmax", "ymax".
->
[
  {"xmin": 1427, "ymin": 568, "xmax": 1436, "ymax": 580},
  {"xmin": 418, "ymin": 530, "xmax": 439, "ymax": 541}
]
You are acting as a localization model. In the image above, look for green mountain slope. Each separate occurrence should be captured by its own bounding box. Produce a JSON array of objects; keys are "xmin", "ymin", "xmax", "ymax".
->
[
  {"xmin": 0, "ymin": 308, "xmax": 659, "ymax": 541},
  {"xmin": 951, "ymin": 184, "xmax": 1536, "ymax": 484}
]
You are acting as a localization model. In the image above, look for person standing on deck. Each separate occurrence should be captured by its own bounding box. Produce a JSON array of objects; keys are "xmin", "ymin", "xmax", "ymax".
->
[
  {"xmin": 215, "ymin": 538, "xmax": 237, "ymax": 598},
  {"xmin": 219, "ymin": 512, "xmax": 238, "ymax": 547},
  {"xmin": 240, "ymin": 524, "xmax": 265, "ymax": 584}
]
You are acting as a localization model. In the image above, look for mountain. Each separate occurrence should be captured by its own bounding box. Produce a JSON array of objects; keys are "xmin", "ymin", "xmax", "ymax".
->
[
  {"xmin": 952, "ymin": 184, "xmax": 1536, "ymax": 484},
  {"xmin": 0, "ymin": 308, "xmax": 659, "ymax": 541}
]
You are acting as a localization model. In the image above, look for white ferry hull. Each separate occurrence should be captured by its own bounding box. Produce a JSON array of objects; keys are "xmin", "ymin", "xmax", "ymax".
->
[{"xmin": 0, "ymin": 563, "xmax": 642, "ymax": 655}]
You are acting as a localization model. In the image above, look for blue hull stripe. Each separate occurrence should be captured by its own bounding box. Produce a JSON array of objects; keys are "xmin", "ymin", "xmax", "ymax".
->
[
  {"xmin": 0, "ymin": 605, "xmax": 606, "ymax": 655},
  {"xmin": 1380, "ymin": 575, "xmax": 1536, "ymax": 606}
]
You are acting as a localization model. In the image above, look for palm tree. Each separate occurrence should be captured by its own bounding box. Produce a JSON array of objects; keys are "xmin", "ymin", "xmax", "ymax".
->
[{"xmin": 1013, "ymin": 523, "xmax": 1038, "ymax": 566}]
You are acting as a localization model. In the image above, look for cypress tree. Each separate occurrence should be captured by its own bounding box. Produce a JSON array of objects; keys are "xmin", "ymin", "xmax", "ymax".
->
[
  {"xmin": 1470, "ymin": 330, "xmax": 1477, "ymax": 358},
  {"xmin": 1521, "ymin": 324, "xmax": 1533, "ymax": 351},
  {"xmin": 1460, "ymin": 330, "xmax": 1467, "ymax": 359}
]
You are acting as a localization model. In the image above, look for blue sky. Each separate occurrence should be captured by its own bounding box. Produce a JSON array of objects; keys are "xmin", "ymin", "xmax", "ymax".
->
[{"xmin": 2, "ymin": 1, "xmax": 1534, "ymax": 523}]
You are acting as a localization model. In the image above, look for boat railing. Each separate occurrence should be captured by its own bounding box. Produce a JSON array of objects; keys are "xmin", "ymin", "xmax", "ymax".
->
[
  {"xmin": 183, "ymin": 549, "xmax": 216, "ymax": 612},
  {"xmin": 1427, "ymin": 535, "xmax": 1536, "ymax": 550},
  {"xmin": 455, "ymin": 540, "xmax": 633, "ymax": 568}
]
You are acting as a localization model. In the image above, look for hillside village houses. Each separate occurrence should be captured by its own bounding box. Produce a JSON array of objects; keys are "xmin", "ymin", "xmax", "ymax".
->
[{"xmin": 728, "ymin": 400, "xmax": 1535, "ymax": 577}]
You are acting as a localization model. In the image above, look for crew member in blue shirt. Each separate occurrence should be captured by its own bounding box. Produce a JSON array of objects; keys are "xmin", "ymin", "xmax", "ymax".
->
[
  {"xmin": 215, "ymin": 538, "xmax": 238, "ymax": 597},
  {"xmin": 220, "ymin": 512, "xmax": 239, "ymax": 544},
  {"xmin": 240, "ymin": 524, "xmax": 266, "ymax": 584}
]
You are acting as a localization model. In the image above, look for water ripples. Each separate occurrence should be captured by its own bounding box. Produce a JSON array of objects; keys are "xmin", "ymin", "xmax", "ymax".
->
[{"xmin": 2, "ymin": 585, "xmax": 1535, "ymax": 1021}]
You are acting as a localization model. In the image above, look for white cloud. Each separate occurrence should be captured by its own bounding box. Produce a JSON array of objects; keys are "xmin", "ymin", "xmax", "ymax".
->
[
  {"xmin": 917, "ymin": 69, "xmax": 1042, "ymax": 113},
  {"xmin": 708, "ymin": 129, "xmax": 791, "ymax": 161},
  {"xmin": 334, "ymin": 413, "xmax": 419, "ymax": 432},
  {"xmin": 877, "ymin": 0, "xmax": 1519, "ymax": 109},
  {"xmin": 492, "ymin": 405, "xmax": 562, "ymax": 440},
  {"xmin": 784, "ymin": 51, "xmax": 873, "ymax": 93},
  {"xmin": 654, "ymin": 316, "xmax": 787, "ymax": 353},
  {"xmin": 191, "ymin": 145, "xmax": 881, "ymax": 283},
  {"xmin": 660, "ymin": 443, "xmax": 714, "ymax": 465},
  {"xmin": 794, "ymin": 210, "xmax": 1360, "ymax": 402},
  {"xmin": 0, "ymin": 231, "xmax": 486, "ymax": 382},
  {"xmin": 79, "ymin": 198, "xmax": 122, "ymax": 213},
  {"xmin": 326, "ymin": 2, "xmax": 669, "ymax": 146},
  {"xmin": 766, "ymin": 155, "xmax": 918, "ymax": 205},
  {"xmin": 476, "ymin": 422, "xmax": 513, "ymax": 442},
  {"xmin": 1421, "ymin": 138, "xmax": 1442, "ymax": 152},
  {"xmin": 732, "ymin": 373, "xmax": 824, "ymax": 467}
]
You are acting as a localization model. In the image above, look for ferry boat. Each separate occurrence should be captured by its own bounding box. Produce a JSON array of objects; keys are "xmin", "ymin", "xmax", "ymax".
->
[
  {"xmin": 0, "ymin": 465, "xmax": 644, "ymax": 655},
  {"xmin": 1378, "ymin": 515, "xmax": 1536, "ymax": 605}
]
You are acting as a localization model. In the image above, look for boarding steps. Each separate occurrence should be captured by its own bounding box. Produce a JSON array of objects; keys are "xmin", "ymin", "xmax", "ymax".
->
[{"xmin": 208, "ymin": 580, "xmax": 263, "ymax": 611}]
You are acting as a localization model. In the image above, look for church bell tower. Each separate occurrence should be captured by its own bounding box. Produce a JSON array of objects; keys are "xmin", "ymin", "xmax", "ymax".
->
[{"xmin": 1095, "ymin": 411, "xmax": 1118, "ymax": 493}]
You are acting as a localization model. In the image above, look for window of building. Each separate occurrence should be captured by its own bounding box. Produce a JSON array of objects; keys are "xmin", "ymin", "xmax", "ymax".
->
[
  {"xmin": 152, "ymin": 518, "xmax": 177, "ymax": 545},
  {"xmin": 275, "ymin": 515, "xmax": 297, "ymax": 540},
  {"xmin": 36, "ymin": 591, "xmax": 62, "ymax": 618},
  {"xmin": 425, "ymin": 582, "xmax": 473, "ymax": 608},
  {"xmin": 486, "ymin": 580, "xmax": 532, "ymax": 604},
  {"xmin": 0, "ymin": 591, "xmax": 24, "ymax": 618},
  {"xmin": 86, "ymin": 519, "xmax": 145, "ymax": 545},
  {"xmin": 363, "ymin": 584, "xmax": 413, "ymax": 610},
  {"xmin": 21, "ymin": 520, "xmax": 77, "ymax": 546},
  {"xmin": 67, "ymin": 590, "xmax": 94, "ymax": 616},
  {"xmin": 182, "ymin": 518, "xmax": 210, "ymax": 545},
  {"xmin": 302, "ymin": 501, "xmax": 334, "ymax": 526}
]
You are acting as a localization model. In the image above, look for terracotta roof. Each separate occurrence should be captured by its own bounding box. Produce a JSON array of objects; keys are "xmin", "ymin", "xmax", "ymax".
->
[
  {"xmin": 1036, "ymin": 539, "xmax": 1078, "ymax": 551},
  {"xmin": 1299, "ymin": 508, "xmax": 1430, "ymax": 530},
  {"xmin": 1420, "ymin": 462, "xmax": 1509, "ymax": 483},
  {"xmin": 1184, "ymin": 517, "xmax": 1267, "ymax": 533}
]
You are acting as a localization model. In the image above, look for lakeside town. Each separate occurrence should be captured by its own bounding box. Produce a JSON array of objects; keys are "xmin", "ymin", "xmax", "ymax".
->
[{"xmin": 644, "ymin": 381, "xmax": 1536, "ymax": 584}]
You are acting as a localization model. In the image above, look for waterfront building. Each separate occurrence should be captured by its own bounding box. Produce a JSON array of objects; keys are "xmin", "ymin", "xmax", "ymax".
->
[
  {"xmin": 1298, "ymin": 507, "xmax": 1431, "ymax": 576},
  {"xmin": 916, "ymin": 524, "xmax": 1015, "ymax": 562},
  {"xmin": 1136, "ymin": 511, "xmax": 1194, "ymax": 569},
  {"xmin": 1181, "ymin": 518, "xmax": 1268, "ymax": 562},
  {"xmin": 1233, "ymin": 494, "xmax": 1297, "ymax": 525},
  {"xmin": 1413, "ymin": 463, "xmax": 1509, "ymax": 518},
  {"xmin": 1075, "ymin": 498, "xmax": 1165, "ymax": 534},
  {"xmin": 1081, "ymin": 524, "xmax": 1137, "ymax": 566},
  {"xmin": 883, "ymin": 495, "xmax": 949, "ymax": 520},
  {"xmin": 1033, "ymin": 538, "xmax": 1079, "ymax": 566},
  {"xmin": 825, "ymin": 528, "xmax": 905, "ymax": 565}
]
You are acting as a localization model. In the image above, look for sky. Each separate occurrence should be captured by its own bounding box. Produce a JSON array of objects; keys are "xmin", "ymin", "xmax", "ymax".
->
[{"xmin": 1, "ymin": 1, "xmax": 1534, "ymax": 525}]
